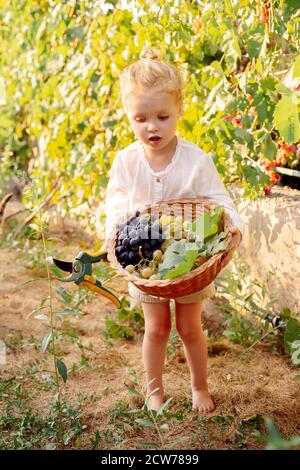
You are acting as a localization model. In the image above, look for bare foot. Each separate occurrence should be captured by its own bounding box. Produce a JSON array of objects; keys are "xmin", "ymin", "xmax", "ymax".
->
[
  {"xmin": 192, "ymin": 389, "xmax": 215, "ymax": 414},
  {"xmin": 146, "ymin": 393, "xmax": 164, "ymax": 412}
]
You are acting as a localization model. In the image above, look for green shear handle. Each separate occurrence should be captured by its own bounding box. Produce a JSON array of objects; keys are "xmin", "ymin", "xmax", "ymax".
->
[{"xmin": 51, "ymin": 250, "xmax": 122, "ymax": 309}]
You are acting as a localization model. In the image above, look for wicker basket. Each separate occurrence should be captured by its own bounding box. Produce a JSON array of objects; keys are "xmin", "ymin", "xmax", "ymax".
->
[{"xmin": 107, "ymin": 198, "xmax": 233, "ymax": 298}]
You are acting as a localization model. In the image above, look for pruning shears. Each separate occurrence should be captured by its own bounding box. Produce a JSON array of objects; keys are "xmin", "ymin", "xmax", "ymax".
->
[{"xmin": 51, "ymin": 250, "xmax": 122, "ymax": 309}]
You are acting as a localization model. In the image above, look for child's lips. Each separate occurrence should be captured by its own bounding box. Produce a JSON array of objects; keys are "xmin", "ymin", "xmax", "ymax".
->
[{"xmin": 149, "ymin": 136, "xmax": 162, "ymax": 144}]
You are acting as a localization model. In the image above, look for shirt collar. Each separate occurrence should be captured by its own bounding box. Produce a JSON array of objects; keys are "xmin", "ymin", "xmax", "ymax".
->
[{"xmin": 138, "ymin": 135, "xmax": 181, "ymax": 177}]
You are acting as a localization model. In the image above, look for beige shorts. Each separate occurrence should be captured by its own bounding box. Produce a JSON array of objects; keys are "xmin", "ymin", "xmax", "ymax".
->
[{"xmin": 128, "ymin": 281, "xmax": 216, "ymax": 305}]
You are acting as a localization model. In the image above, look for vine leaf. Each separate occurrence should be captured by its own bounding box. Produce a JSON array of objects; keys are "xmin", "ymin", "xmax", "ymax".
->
[
  {"xmin": 41, "ymin": 332, "xmax": 52, "ymax": 353},
  {"xmin": 56, "ymin": 358, "xmax": 68, "ymax": 383},
  {"xmin": 273, "ymin": 95, "xmax": 300, "ymax": 144},
  {"xmin": 158, "ymin": 240, "xmax": 199, "ymax": 279},
  {"xmin": 293, "ymin": 55, "xmax": 300, "ymax": 78}
]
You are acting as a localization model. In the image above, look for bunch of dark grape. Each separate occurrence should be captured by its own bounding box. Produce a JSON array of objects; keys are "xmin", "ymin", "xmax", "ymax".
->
[{"xmin": 115, "ymin": 211, "xmax": 166, "ymax": 270}]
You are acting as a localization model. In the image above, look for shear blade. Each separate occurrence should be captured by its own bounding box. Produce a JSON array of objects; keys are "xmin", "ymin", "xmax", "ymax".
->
[{"xmin": 52, "ymin": 258, "xmax": 73, "ymax": 273}]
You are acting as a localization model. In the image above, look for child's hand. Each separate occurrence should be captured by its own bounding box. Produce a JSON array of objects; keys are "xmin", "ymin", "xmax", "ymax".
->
[{"xmin": 220, "ymin": 227, "xmax": 242, "ymax": 270}]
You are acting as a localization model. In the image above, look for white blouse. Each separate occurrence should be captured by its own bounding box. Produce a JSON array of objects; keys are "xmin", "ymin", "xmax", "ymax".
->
[{"xmin": 104, "ymin": 135, "xmax": 245, "ymax": 245}]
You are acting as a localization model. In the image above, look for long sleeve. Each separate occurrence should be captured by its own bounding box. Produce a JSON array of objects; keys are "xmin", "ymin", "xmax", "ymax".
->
[
  {"xmin": 100, "ymin": 138, "xmax": 245, "ymax": 250},
  {"xmin": 103, "ymin": 154, "xmax": 130, "ymax": 248},
  {"xmin": 197, "ymin": 153, "xmax": 245, "ymax": 237}
]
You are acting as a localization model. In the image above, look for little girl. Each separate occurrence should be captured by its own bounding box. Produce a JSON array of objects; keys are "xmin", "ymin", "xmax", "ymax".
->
[{"xmin": 103, "ymin": 47, "xmax": 244, "ymax": 414}]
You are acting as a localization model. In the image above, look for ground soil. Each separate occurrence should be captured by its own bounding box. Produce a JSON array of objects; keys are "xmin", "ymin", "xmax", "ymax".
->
[{"xmin": 0, "ymin": 200, "xmax": 299, "ymax": 450}]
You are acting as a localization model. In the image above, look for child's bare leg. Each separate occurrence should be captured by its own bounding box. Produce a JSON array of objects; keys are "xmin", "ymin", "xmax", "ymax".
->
[
  {"xmin": 175, "ymin": 300, "xmax": 214, "ymax": 414},
  {"xmin": 141, "ymin": 301, "xmax": 171, "ymax": 411}
]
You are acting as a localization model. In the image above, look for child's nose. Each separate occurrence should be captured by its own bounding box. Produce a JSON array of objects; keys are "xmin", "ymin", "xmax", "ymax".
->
[{"xmin": 148, "ymin": 121, "xmax": 158, "ymax": 132}]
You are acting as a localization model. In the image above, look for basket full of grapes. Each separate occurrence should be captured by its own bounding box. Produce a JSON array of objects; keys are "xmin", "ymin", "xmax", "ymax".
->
[{"xmin": 107, "ymin": 198, "xmax": 233, "ymax": 298}]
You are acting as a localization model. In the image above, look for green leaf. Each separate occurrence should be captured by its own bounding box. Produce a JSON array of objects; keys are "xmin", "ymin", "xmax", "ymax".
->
[
  {"xmin": 190, "ymin": 207, "xmax": 224, "ymax": 241},
  {"xmin": 284, "ymin": 0, "xmax": 300, "ymax": 13},
  {"xmin": 45, "ymin": 443, "xmax": 56, "ymax": 450},
  {"xmin": 137, "ymin": 441, "xmax": 160, "ymax": 448},
  {"xmin": 255, "ymin": 57, "xmax": 263, "ymax": 74},
  {"xmin": 283, "ymin": 318, "xmax": 300, "ymax": 355},
  {"xmin": 126, "ymin": 386, "xmax": 142, "ymax": 396},
  {"xmin": 263, "ymin": 134, "xmax": 277, "ymax": 160},
  {"xmin": 273, "ymin": 96, "xmax": 300, "ymax": 144},
  {"xmin": 158, "ymin": 240, "xmax": 199, "ymax": 280},
  {"xmin": 156, "ymin": 397, "xmax": 173, "ymax": 415},
  {"xmin": 222, "ymin": 29, "xmax": 241, "ymax": 70},
  {"xmin": 279, "ymin": 307, "xmax": 292, "ymax": 320},
  {"xmin": 134, "ymin": 418, "xmax": 154, "ymax": 427},
  {"xmin": 158, "ymin": 230, "xmax": 228, "ymax": 280},
  {"xmin": 208, "ymin": 61, "xmax": 225, "ymax": 77},
  {"xmin": 56, "ymin": 358, "xmax": 68, "ymax": 383},
  {"xmin": 293, "ymin": 55, "xmax": 300, "ymax": 78},
  {"xmin": 254, "ymin": 93, "xmax": 274, "ymax": 125},
  {"xmin": 275, "ymin": 83, "xmax": 294, "ymax": 96},
  {"xmin": 66, "ymin": 26, "xmax": 84, "ymax": 40},
  {"xmin": 53, "ymin": 286, "xmax": 73, "ymax": 304},
  {"xmin": 191, "ymin": 74, "xmax": 203, "ymax": 94},
  {"xmin": 291, "ymin": 340, "xmax": 300, "ymax": 365},
  {"xmin": 0, "ymin": 75, "xmax": 6, "ymax": 105},
  {"xmin": 102, "ymin": 119, "xmax": 118, "ymax": 129},
  {"xmin": 246, "ymin": 24, "xmax": 265, "ymax": 59},
  {"xmin": 35, "ymin": 314, "xmax": 49, "ymax": 321},
  {"xmin": 0, "ymin": 116, "xmax": 15, "ymax": 128},
  {"xmin": 264, "ymin": 418, "xmax": 300, "ymax": 450},
  {"xmin": 260, "ymin": 77, "xmax": 277, "ymax": 91},
  {"xmin": 234, "ymin": 127, "xmax": 253, "ymax": 144},
  {"xmin": 243, "ymin": 165, "xmax": 262, "ymax": 187},
  {"xmin": 41, "ymin": 332, "xmax": 52, "ymax": 352},
  {"xmin": 198, "ymin": 231, "xmax": 228, "ymax": 257},
  {"xmin": 55, "ymin": 308, "xmax": 82, "ymax": 317},
  {"xmin": 205, "ymin": 80, "xmax": 224, "ymax": 111}
]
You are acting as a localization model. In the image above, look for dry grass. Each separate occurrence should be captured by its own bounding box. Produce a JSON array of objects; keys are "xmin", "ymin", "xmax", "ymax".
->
[{"xmin": 0, "ymin": 238, "xmax": 299, "ymax": 450}]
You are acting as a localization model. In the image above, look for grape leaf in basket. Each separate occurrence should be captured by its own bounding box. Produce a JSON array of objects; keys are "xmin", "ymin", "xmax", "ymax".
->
[
  {"xmin": 197, "ymin": 231, "xmax": 229, "ymax": 257},
  {"xmin": 157, "ymin": 232, "xmax": 229, "ymax": 280},
  {"xmin": 189, "ymin": 206, "xmax": 224, "ymax": 243},
  {"xmin": 157, "ymin": 240, "xmax": 199, "ymax": 280}
]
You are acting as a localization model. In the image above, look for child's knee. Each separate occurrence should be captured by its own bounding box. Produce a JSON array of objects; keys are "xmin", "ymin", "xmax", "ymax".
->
[
  {"xmin": 145, "ymin": 322, "xmax": 171, "ymax": 341},
  {"xmin": 175, "ymin": 321, "xmax": 201, "ymax": 342}
]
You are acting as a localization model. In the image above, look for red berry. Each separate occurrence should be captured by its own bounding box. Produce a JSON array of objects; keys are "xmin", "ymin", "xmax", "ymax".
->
[
  {"xmin": 287, "ymin": 144, "xmax": 296, "ymax": 153},
  {"xmin": 264, "ymin": 187, "xmax": 272, "ymax": 196}
]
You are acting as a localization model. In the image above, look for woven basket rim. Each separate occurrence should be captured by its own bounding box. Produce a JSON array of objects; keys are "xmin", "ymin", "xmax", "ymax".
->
[{"xmin": 107, "ymin": 197, "xmax": 233, "ymax": 288}]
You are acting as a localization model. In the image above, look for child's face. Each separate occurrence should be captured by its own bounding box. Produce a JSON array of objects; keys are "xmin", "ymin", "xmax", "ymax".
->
[{"xmin": 125, "ymin": 88, "xmax": 181, "ymax": 153}]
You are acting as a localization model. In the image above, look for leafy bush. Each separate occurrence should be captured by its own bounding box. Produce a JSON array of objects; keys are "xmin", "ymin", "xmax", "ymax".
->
[{"xmin": 1, "ymin": 0, "xmax": 300, "ymax": 232}]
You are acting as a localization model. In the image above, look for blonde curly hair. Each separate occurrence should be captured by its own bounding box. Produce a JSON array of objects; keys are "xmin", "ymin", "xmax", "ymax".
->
[{"xmin": 120, "ymin": 46, "xmax": 184, "ymax": 113}]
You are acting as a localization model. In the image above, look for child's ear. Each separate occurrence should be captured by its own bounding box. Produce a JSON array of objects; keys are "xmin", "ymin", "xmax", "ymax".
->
[{"xmin": 178, "ymin": 106, "xmax": 184, "ymax": 117}]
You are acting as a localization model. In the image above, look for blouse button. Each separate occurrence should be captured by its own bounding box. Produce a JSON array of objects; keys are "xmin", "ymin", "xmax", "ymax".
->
[{"xmin": 156, "ymin": 177, "xmax": 160, "ymax": 183}]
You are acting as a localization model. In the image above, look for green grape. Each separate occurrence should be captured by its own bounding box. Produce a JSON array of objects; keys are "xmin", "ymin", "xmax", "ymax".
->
[
  {"xmin": 153, "ymin": 249, "xmax": 163, "ymax": 260},
  {"xmin": 141, "ymin": 267, "xmax": 154, "ymax": 279},
  {"xmin": 173, "ymin": 221, "xmax": 183, "ymax": 240},
  {"xmin": 159, "ymin": 215, "xmax": 174, "ymax": 227},
  {"xmin": 125, "ymin": 264, "xmax": 135, "ymax": 274}
]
